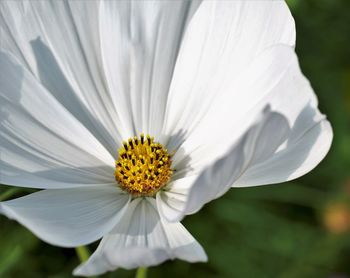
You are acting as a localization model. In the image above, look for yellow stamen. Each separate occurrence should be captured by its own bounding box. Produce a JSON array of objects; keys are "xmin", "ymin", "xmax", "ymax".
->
[{"xmin": 115, "ymin": 134, "xmax": 173, "ymax": 197}]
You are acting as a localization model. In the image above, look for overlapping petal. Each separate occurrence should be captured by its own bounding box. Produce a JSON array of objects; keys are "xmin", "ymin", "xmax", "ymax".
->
[
  {"xmin": 0, "ymin": 52, "xmax": 116, "ymax": 189},
  {"xmin": 74, "ymin": 198, "xmax": 207, "ymax": 276},
  {"xmin": 175, "ymin": 109, "xmax": 291, "ymax": 220},
  {"xmin": 158, "ymin": 45, "xmax": 332, "ymax": 222},
  {"xmin": 0, "ymin": 0, "xmax": 333, "ymax": 276},
  {"xmin": 234, "ymin": 108, "xmax": 332, "ymax": 187},
  {"xmin": 157, "ymin": 176, "xmax": 197, "ymax": 222},
  {"xmin": 0, "ymin": 1, "xmax": 203, "ymax": 188},
  {"xmin": 0, "ymin": 0, "xmax": 124, "ymax": 156},
  {"xmin": 0, "ymin": 186, "xmax": 130, "ymax": 247},
  {"xmin": 162, "ymin": 1, "xmax": 295, "ymax": 158}
]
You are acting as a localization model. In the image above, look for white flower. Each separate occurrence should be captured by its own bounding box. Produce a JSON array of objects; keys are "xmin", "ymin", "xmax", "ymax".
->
[{"xmin": 0, "ymin": 1, "xmax": 332, "ymax": 277}]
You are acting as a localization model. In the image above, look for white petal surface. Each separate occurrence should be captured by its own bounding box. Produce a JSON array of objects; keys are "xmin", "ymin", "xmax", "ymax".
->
[
  {"xmin": 157, "ymin": 176, "xmax": 197, "ymax": 222},
  {"xmin": 162, "ymin": 0, "xmax": 295, "ymax": 154},
  {"xmin": 0, "ymin": 52, "xmax": 115, "ymax": 188},
  {"xmin": 165, "ymin": 48, "xmax": 333, "ymax": 221},
  {"xmin": 167, "ymin": 43, "xmax": 331, "ymax": 195},
  {"xmin": 0, "ymin": 1, "xmax": 124, "ymax": 155},
  {"xmin": 180, "ymin": 109, "xmax": 291, "ymax": 219},
  {"xmin": 99, "ymin": 0, "xmax": 201, "ymax": 138},
  {"xmin": 74, "ymin": 198, "xmax": 207, "ymax": 276},
  {"xmin": 234, "ymin": 109, "xmax": 333, "ymax": 186},
  {"xmin": 0, "ymin": 186, "xmax": 130, "ymax": 247}
]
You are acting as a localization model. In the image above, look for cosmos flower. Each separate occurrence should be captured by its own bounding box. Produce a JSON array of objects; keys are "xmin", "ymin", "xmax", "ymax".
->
[{"xmin": 0, "ymin": 1, "xmax": 332, "ymax": 277}]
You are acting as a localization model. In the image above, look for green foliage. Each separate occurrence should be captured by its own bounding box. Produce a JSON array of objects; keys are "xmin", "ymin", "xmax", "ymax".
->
[{"xmin": 1, "ymin": 0, "xmax": 350, "ymax": 277}]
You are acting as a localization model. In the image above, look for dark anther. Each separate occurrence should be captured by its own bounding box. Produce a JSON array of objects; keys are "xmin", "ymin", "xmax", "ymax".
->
[
  {"xmin": 123, "ymin": 142, "xmax": 128, "ymax": 151},
  {"xmin": 128, "ymin": 139, "xmax": 134, "ymax": 149}
]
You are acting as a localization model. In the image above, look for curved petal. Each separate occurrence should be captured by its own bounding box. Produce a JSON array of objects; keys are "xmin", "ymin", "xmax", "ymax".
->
[
  {"xmin": 234, "ymin": 108, "xmax": 333, "ymax": 186},
  {"xmin": 168, "ymin": 41, "xmax": 329, "ymax": 179},
  {"xmin": 0, "ymin": 186, "xmax": 130, "ymax": 247},
  {"xmin": 0, "ymin": 51, "xmax": 116, "ymax": 188},
  {"xmin": 0, "ymin": 0, "xmax": 125, "ymax": 156},
  {"xmin": 180, "ymin": 108, "xmax": 331, "ymax": 220},
  {"xmin": 162, "ymin": 108, "xmax": 289, "ymax": 221},
  {"xmin": 74, "ymin": 198, "xmax": 207, "ymax": 276},
  {"xmin": 98, "ymin": 0, "xmax": 202, "ymax": 138},
  {"xmin": 162, "ymin": 0, "xmax": 295, "ymax": 148},
  {"xmin": 156, "ymin": 176, "xmax": 197, "ymax": 222},
  {"xmin": 164, "ymin": 46, "xmax": 332, "ymax": 221},
  {"xmin": 181, "ymin": 109, "xmax": 292, "ymax": 219}
]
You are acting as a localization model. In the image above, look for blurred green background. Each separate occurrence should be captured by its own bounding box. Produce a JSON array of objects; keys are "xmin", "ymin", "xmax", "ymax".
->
[{"xmin": 1, "ymin": 0, "xmax": 350, "ymax": 277}]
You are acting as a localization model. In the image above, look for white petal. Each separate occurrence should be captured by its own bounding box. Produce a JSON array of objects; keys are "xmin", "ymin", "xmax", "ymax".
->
[
  {"xmin": 168, "ymin": 42, "xmax": 332, "ymax": 186},
  {"xmin": 99, "ymin": 1, "xmax": 201, "ymax": 138},
  {"xmin": 156, "ymin": 176, "xmax": 197, "ymax": 222},
  {"xmin": 160, "ymin": 45, "xmax": 333, "ymax": 223},
  {"xmin": 0, "ymin": 52, "xmax": 116, "ymax": 189},
  {"xmin": 0, "ymin": 0, "xmax": 125, "ymax": 155},
  {"xmin": 173, "ymin": 108, "xmax": 290, "ymax": 220},
  {"xmin": 158, "ymin": 93, "xmax": 324, "ymax": 222},
  {"xmin": 234, "ymin": 108, "xmax": 333, "ymax": 186},
  {"xmin": 213, "ymin": 46, "xmax": 333, "ymax": 188},
  {"xmin": 169, "ymin": 104, "xmax": 332, "ymax": 222},
  {"xmin": 74, "ymin": 198, "xmax": 207, "ymax": 276},
  {"xmin": 162, "ymin": 0, "xmax": 295, "ymax": 148},
  {"xmin": 0, "ymin": 186, "xmax": 130, "ymax": 247}
]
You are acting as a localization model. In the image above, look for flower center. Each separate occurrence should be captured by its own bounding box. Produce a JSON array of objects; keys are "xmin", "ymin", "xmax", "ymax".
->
[{"xmin": 115, "ymin": 134, "xmax": 173, "ymax": 197}]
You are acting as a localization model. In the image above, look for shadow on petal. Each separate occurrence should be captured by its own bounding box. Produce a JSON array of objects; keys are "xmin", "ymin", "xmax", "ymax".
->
[
  {"xmin": 171, "ymin": 102, "xmax": 331, "ymax": 220},
  {"xmin": 30, "ymin": 37, "xmax": 118, "ymax": 158},
  {"xmin": 0, "ymin": 51, "xmax": 24, "ymax": 125},
  {"xmin": 237, "ymin": 102, "xmax": 328, "ymax": 186}
]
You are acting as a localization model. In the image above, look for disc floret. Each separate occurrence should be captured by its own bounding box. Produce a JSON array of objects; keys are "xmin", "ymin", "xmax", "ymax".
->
[{"xmin": 115, "ymin": 134, "xmax": 173, "ymax": 197}]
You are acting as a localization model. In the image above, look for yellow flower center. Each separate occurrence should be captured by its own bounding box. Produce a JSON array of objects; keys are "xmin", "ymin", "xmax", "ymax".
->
[{"xmin": 115, "ymin": 134, "xmax": 173, "ymax": 197}]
